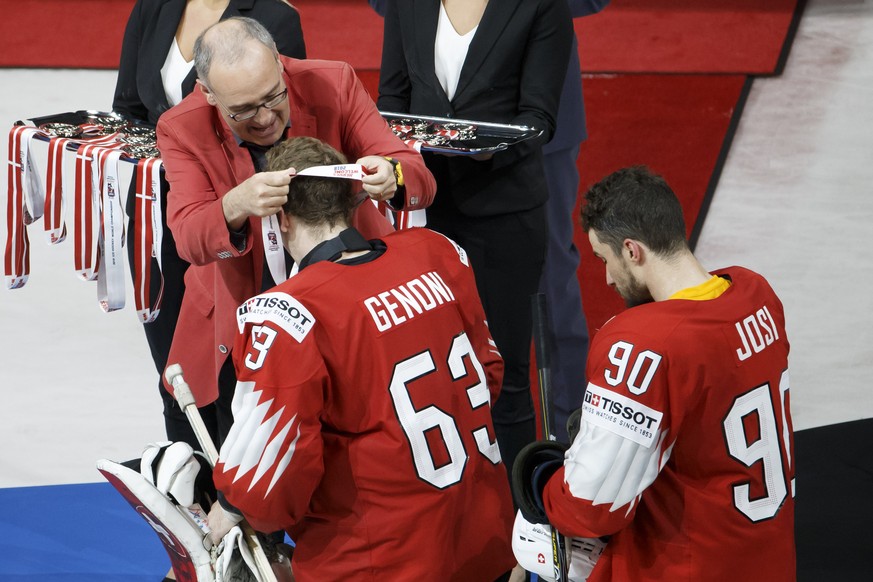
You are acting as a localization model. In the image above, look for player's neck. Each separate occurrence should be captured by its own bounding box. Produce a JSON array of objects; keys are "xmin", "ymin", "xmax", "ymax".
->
[
  {"xmin": 646, "ymin": 251, "xmax": 712, "ymax": 301},
  {"xmin": 284, "ymin": 222, "xmax": 350, "ymax": 264}
]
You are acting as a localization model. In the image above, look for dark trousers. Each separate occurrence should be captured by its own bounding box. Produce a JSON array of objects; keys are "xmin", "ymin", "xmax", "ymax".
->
[
  {"xmin": 126, "ymin": 176, "xmax": 233, "ymax": 452},
  {"xmin": 162, "ymin": 356, "xmax": 236, "ymax": 451},
  {"xmin": 539, "ymin": 144, "xmax": 589, "ymax": 442},
  {"xmin": 426, "ymin": 204, "xmax": 546, "ymax": 478}
]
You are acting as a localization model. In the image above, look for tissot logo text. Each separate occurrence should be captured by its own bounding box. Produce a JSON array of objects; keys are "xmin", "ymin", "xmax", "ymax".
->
[
  {"xmin": 584, "ymin": 390, "xmax": 658, "ymax": 429},
  {"xmin": 247, "ymin": 296, "xmax": 313, "ymax": 327},
  {"xmin": 582, "ymin": 383, "xmax": 664, "ymax": 447},
  {"xmin": 237, "ymin": 292, "xmax": 316, "ymax": 343}
]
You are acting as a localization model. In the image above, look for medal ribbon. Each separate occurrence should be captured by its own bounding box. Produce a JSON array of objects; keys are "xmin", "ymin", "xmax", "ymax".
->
[
  {"xmin": 73, "ymin": 143, "xmax": 102, "ymax": 281},
  {"xmin": 96, "ymin": 149, "xmax": 126, "ymax": 312},
  {"xmin": 19, "ymin": 129, "xmax": 46, "ymax": 227},
  {"xmin": 261, "ymin": 213, "xmax": 286, "ymax": 285},
  {"xmin": 295, "ymin": 164, "xmax": 369, "ymax": 180},
  {"xmin": 3, "ymin": 126, "xmax": 43, "ymax": 288},
  {"xmin": 44, "ymin": 136, "xmax": 70, "ymax": 244},
  {"xmin": 261, "ymin": 164, "xmax": 370, "ymax": 285},
  {"xmin": 133, "ymin": 158, "xmax": 164, "ymax": 323}
]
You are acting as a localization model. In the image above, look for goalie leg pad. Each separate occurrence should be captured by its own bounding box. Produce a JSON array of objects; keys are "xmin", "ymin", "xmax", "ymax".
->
[{"xmin": 97, "ymin": 458, "xmax": 215, "ymax": 582}]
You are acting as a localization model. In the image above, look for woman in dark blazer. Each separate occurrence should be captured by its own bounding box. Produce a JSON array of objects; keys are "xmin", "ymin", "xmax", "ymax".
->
[
  {"xmin": 377, "ymin": 0, "xmax": 573, "ymax": 478},
  {"xmin": 112, "ymin": 0, "xmax": 305, "ymax": 451},
  {"xmin": 114, "ymin": 0, "xmax": 305, "ymax": 126}
]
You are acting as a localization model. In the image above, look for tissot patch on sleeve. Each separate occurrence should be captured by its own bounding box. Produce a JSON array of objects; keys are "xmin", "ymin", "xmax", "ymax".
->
[
  {"xmin": 237, "ymin": 292, "xmax": 315, "ymax": 343},
  {"xmin": 582, "ymin": 383, "xmax": 664, "ymax": 448}
]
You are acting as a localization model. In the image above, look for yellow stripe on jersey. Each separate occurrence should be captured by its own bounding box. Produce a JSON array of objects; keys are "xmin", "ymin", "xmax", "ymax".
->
[{"xmin": 669, "ymin": 274, "xmax": 731, "ymax": 301}]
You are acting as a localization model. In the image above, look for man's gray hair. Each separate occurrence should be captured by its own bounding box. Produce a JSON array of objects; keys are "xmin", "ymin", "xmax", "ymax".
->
[{"xmin": 194, "ymin": 17, "xmax": 279, "ymax": 85}]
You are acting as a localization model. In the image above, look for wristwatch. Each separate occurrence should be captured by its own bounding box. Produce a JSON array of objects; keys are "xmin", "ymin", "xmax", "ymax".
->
[{"xmin": 384, "ymin": 157, "xmax": 404, "ymax": 188}]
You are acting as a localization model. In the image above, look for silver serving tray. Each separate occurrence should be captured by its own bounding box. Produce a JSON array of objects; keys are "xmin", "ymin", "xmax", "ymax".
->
[
  {"xmin": 15, "ymin": 110, "xmax": 159, "ymax": 160},
  {"xmin": 381, "ymin": 111, "xmax": 543, "ymax": 155}
]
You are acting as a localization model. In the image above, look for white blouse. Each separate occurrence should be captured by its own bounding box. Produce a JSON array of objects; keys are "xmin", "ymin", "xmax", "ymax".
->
[
  {"xmin": 160, "ymin": 37, "xmax": 195, "ymax": 107},
  {"xmin": 434, "ymin": 2, "xmax": 478, "ymax": 102}
]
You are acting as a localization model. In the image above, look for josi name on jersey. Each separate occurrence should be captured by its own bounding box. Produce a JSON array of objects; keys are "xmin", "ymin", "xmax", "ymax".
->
[
  {"xmin": 363, "ymin": 270, "xmax": 456, "ymax": 332},
  {"xmin": 733, "ymin": 304, "xmax": 780, "ymax": 362},
  {"xmin": 237, "ymin": 292, "xmax": 316, "ymax": 343}
]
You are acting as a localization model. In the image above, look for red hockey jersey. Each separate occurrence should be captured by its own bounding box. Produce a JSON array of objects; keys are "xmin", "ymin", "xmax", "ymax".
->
[
  {"xmin": 544, "ymin": 267, "xmax": 796, "ymax": 581},
  {"xmin": 214, "ymin": 227, "xmax": 515, "ymax": 581}
]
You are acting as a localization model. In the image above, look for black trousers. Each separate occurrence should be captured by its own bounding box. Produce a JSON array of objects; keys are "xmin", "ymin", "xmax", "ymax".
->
[
  {"xmin": 426, "ymin": 203, "xmax": 546, "ymax": 479},
  {"xmin": 126, "ymin": 175, "xmax": 234, "ymax": 451}
]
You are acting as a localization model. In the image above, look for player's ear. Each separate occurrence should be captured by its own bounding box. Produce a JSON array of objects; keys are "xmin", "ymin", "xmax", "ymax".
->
[
  {"xmin": 278, "ymin": 211, "xmax": 293, "ymax": 234},
  {"xmin": 625, "ymin": 240, "xmax": 644, "ymax": 263}
]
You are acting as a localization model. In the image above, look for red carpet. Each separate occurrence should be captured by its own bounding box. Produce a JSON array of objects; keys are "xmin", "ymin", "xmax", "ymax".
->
[
  {"xmin": 0, "ymin": 0, "xmax": 798, "ymax": 73},
  {"xmin": 1, "ymin": 0, "xmax": 134, "ymax": 69},
  {"xmin": 575, "ymin": 74, "xmax": 749, "ymax": 333},
  {"xmin": 576, "ymin": 0, "xmax": 801, "ymax": 74}
]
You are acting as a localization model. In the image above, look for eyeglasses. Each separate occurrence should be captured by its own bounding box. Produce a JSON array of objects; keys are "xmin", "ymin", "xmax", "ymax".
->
[{"xmin": 212, "ymin": 87, "xmax": 289, "ymax": 122}]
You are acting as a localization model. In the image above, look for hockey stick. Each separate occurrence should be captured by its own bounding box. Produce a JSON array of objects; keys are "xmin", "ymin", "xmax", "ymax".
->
[
  {"xmin": 165, "ymin": 363, "xmax": 278, "ymax": 582},
  {"xmin": 531, "ymin": 293, "xmax": 570, "ymax": 582}
]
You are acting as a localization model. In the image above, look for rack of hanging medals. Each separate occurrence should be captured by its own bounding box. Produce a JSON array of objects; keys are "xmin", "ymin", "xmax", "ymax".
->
[{"xmin": 5, "ymin": 110, "xmax": 164, "ymax": 323}]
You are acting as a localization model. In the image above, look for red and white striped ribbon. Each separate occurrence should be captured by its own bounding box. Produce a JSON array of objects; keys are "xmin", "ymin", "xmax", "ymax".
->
[
  {"xmin": 3, "ymin": 126, "xmax": 43, "ymax": 288},
  {"xmin": 72, "ymin": 143, "xmax": 103, "ymax": 281},
  {"xmin": 132, "ymin": 158, "xmax": 164, "ymax": 323},
  {"xmin": 43, "ymin": 136, "xmax": 70, "ymax": 244},
  {"xmin": 44, "ymin": 130, "xmax": 121, "ymax": 247}
]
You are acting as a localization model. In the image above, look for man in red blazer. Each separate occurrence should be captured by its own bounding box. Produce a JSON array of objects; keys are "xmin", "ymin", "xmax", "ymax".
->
[{"xmin": 156, "ymin": 17, "xmax": 435, "ymax": 441}]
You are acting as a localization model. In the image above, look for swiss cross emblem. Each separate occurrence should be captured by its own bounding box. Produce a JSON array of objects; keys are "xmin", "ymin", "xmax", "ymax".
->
[
  {"xmin": 537, "ymin": 553, "xmax": 545, "ymax": 564},
  {"xmin": 591, "ymin": 394, "xmax": 601, "ymax": 406}
]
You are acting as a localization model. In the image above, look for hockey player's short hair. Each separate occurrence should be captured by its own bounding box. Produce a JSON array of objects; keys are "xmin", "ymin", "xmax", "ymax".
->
[
  {"xmin": 266, "ymin": 136, "xmax": 355, "ymax": 229},
  {"xmin": 581, "ymin": 166, "xmax": 688, "ymax": 258}
]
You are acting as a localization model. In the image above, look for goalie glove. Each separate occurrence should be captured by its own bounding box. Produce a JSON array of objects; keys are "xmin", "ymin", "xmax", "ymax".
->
[
  {"xmin": 141, "ymin": 441, "xmax": 213, "ymax": 508},
  {"xmin": 213, "ymin": 527, "xmax": 294, "ymax": 582},
  {"xmin": 512, "ymin": 511, "xmax": 606, "ymax": 582},
  {"xmin": 511, "ymin": 440, "xmax": 568, "ymax": 524},
  {"xmin": 215, "ymin": 525, "xmax": 258, "ymax": 582}
]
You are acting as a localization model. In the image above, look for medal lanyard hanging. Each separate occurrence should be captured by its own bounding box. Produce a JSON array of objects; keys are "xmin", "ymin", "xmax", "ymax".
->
[
  {"xmin": 44, "ymin": 136, "xmax": 71, "ymax": 244},
  {"xmin": 3, "ymin": 126, "xmax": 43, "ymax": 289},
  {"xmin": 96, "ymin": 149, "xmax": 126, "ymax": 312},
  {"xmin": 43, "ymin": 125, "xmax": 123, "ymax": 249},
  {"xmin": 261, "ymin": 164, "xmax": 370, "ymax": 285},
  {"xmin": 133, "ymin": 157, "xmax": 164, "ymax": 323},
  {"xmin": 73, "ymin": 143, "xmax": 103, "ymax": 281},
  {"xmin": 72, "ymin": 135, "xmax": 126, "ymax": 282}
]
